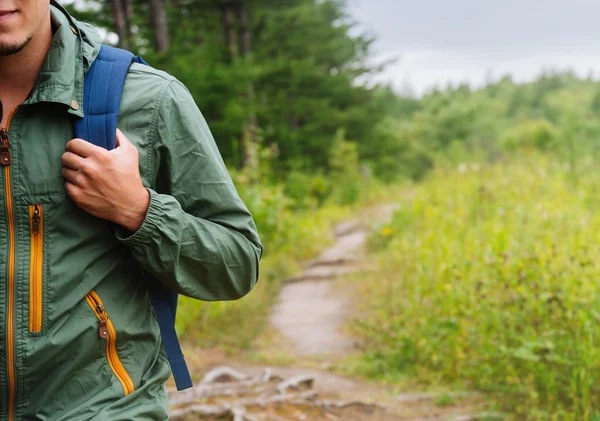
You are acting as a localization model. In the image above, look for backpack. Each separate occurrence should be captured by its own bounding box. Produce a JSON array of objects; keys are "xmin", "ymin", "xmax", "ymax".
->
[{"xmin": 73, "ymin": 45, "xmax": 193, "ymax": 391}]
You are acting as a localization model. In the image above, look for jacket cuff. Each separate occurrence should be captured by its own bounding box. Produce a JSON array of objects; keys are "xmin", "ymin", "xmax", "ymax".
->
[{"xmin": 116, "ymin": 188, "xmax": 162, "ymax": 246}]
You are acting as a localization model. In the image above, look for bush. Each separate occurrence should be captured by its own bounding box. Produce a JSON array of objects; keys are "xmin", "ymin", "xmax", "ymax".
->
[
  {"xmin": 284, "ymin": 171, "xmax": 331, "ymax": 210},
  {"xmin": 500, "ymin": 119, "xmax": 559, "ymax": 152},
  {"xmin": 328, "ymin": 129, "xmax": 364, "ymax": 205}
]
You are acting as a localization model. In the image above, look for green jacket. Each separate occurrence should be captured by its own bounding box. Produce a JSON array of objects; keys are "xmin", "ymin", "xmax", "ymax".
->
[{"xmin": 0, "ymin": 3, "xmax": 262, "ymax": 420}]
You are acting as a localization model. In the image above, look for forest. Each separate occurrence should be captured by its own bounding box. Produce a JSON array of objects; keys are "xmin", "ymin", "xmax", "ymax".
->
[{"xmin": 65, "ymin": 0, "xmax": 600, "ymax": 419}]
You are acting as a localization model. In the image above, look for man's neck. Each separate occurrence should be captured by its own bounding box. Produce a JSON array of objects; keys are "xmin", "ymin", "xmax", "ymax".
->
[{"xmin": 0, "ymin": 12, "xmax": 53, "ymax": 116}]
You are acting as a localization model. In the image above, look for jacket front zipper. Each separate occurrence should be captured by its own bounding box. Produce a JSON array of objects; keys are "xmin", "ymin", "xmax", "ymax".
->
[
  {"xmin": 85, "ymin": 291, "xmax": 135, "ymax": 395},
  {"xmin": 29, "ymin": 204, "xmax": 44, "ymax": 333},
  {"xmin": 1, "ymin": 108, "xmax": 17, "ymax": 421}
]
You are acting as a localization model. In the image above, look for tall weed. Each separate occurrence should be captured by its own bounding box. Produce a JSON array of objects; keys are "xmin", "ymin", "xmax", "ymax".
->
[{"xmin": 357, "ymin": 157, "xmax": 600, "ymax": 420}]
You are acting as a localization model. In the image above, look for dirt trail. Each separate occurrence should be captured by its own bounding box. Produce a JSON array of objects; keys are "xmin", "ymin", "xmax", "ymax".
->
[
  {"xmin": 270, "ymin": 204, "xmax": 398, "ymax": 357},
  {"xmin": 173, "ymin": 204, "xmax": 492, "ymax": 421}
]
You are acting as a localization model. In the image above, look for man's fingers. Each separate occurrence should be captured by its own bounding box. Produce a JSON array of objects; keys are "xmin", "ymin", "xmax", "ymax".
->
[
  {"xmin": 64, "ymin": 181, "xmax": 80, "ymax": 200},
  {"xmin": 61, "ymin": 151, "xmax": 86, "ymax": 170},
  {"xmin": 62, "ymin": 167, "xmax": 80, "ymax": 184},
  {"xmin": 65, "ymin": 138, "xmax": 102, "ymax": 158},
  {"xmin": 115, "ymin": 128, "xmax": 130, "ymax": 149}
]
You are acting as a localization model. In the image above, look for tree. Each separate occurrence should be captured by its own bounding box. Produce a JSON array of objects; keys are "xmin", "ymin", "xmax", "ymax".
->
[
  {"xmin": 148, "ymin": 0, "xmax": 169, "ymax": 52},
  {"xmin": 65, "ymin": 0, "xmax": 393, "ymax": 179}
]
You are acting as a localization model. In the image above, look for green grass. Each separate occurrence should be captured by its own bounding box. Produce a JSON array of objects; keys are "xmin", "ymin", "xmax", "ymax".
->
[{"xmin": 353, "ymin": 155, "xmax": 600, "ymax": 420}]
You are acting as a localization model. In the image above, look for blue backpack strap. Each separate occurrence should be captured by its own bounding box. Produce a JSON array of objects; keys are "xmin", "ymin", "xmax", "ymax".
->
[
  {"xmin": 148, "ymin": 282, "xmax": 193, "ymax": 390},
  {"xmin": 74, "ymin": 45, "xmax": 193, "ymax": 391},
  {"xmin": 73, "ymin": 45, "xmax": 134, "ymax": 149}
]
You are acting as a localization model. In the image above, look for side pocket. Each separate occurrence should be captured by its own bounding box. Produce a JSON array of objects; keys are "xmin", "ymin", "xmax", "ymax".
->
[
  {"xmin": 29, "ymin": 204, "xmax": 44, "ymax": 333},
  {"xmin": 85, "ymin": 291, "xmax": 135, "ymax": 395}
]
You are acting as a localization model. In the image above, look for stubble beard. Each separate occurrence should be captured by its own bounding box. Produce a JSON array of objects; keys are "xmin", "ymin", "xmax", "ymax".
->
[{"xmin": 0, "ymin": 35, "xmax": 33, "ymax": 57}]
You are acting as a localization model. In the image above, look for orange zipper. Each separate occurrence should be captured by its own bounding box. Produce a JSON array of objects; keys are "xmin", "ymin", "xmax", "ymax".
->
[
  {"xmin": 29, "ymin": 204, "xmax": 44, "ymax": 333},
  {"xmin": 1, "ymin": 108, "xmax": 17, "ymax": 421},
  {"xmin": 85, "ymin": 291, "xmax": 135, "ymax": 395}
]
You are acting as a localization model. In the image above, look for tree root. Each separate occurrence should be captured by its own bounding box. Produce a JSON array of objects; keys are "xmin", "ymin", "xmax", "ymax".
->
[{"xmin": 168, "ymin": 366, "xmax": 389, "ymax": 421}]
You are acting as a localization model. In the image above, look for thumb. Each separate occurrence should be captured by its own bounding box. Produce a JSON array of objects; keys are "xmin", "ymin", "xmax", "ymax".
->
[{"xmin": 115, "ymin": 128, "xmax": 131, "ymax": 149}]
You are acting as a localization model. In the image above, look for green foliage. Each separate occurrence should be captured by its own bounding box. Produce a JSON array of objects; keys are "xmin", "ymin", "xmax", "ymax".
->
[
  {"xmin": 60, "ymin": 0, "xmax": 600, "ymax": 184},
  {"xmin": 284, "ymin": 170, "xmax": 331, "ymax": 210},
  {"xmin": 359, "ymin": 118, "xmax": 434, "ymax": 182},
  {"xmin": 328, "ymin": 129, "xmax": 364, "ymax": 205},
  {"xmin": 436, "ymin": 394, "xmax": 456, "ymax": 407},
  {"xmin": 63, "ymin": 0, "xmax": 393, "ymax": 175},
  {"xmin": 356, "ymin": 157, "xmax": 600, "ymax": 420},
  {"xmin": 499, "ymin": 119, "xmax": 559, "ymax": 152},
  {"xmin": 591, "ymin": 87, "xmax": 600, "ymax": 113},
  {"xmin": 62, "ymin": 0, "xmax": 455, "ymax": 185}
]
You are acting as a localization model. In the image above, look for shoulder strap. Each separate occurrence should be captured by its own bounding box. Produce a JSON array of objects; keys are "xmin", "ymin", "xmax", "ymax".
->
[
  {"xmin": 148, "ymin": 281, "xmax": 193, "ymax": 391},
  {"xmin": 73, "ymin": 45, "xmax": 193, "ymax": 391},
  {"xmin": 73, "ymin": 45, "xmax": 134, "ymax": 150}
]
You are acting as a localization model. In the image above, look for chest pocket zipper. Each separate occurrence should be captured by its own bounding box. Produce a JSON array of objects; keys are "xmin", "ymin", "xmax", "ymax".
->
[
  {"xmin": 29, "ymin": 204, "xmax": 44, "ymax": 333},
  {"xmin": 85, "ymin": 291, "xmax": 135, "ymax": 395}
]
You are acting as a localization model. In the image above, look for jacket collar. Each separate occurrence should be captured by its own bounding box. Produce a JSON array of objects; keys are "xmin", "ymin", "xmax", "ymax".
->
[{"xmin": 24, "ymin": 1, "xmax": 101, "ymax": 118}]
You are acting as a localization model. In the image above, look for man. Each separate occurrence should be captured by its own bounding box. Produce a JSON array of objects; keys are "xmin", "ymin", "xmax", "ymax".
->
[{"xmin": 0, "ymin": 0, "xmax": 263, "ymax": 419}]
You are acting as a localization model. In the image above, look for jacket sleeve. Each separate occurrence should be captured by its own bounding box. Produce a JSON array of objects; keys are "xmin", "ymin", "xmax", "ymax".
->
[{"xmin": 116, "ymin": 78, "xmax": 263, "ymax": 301}]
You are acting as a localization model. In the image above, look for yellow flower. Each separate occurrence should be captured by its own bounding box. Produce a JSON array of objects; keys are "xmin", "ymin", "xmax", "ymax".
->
[
  {"xmin": 444, "ymin": 283, "xmax": 453, "ymax": 291},
  {"xmin": 381, "ymin": 227, "xmax": 394, "ymax": 237}
]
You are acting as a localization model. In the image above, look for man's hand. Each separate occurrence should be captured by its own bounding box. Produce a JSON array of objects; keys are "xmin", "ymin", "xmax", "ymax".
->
[{"xmin": 62, "ymin": 129, "xmax": 150, "ymax": 232}]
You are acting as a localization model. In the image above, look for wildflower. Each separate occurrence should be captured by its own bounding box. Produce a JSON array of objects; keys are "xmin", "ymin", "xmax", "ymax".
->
[{"xmin": 381, "ymin": 227, "xmax": 394, "ymax": 237}]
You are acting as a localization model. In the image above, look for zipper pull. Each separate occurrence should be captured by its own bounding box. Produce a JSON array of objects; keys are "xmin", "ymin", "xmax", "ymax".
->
[
  {"xmin": 0, "ymin": 128, "xmax": 11, "ymax": 166},
  {"xmin": 98, "ymin": 319, "xmax": 109, "ymax": 339},
  {"xmin": 96, "ymin": 304, "xmax": 109, "ymax": 338},
  {"xmin": 32, "ymin": 206, "xmax": 41, "ymax": 234}
]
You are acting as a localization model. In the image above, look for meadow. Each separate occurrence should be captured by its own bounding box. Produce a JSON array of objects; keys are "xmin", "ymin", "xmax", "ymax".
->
[{"xmin": 354, "ymin": 155, "xmax": 600, "ymax": 420}]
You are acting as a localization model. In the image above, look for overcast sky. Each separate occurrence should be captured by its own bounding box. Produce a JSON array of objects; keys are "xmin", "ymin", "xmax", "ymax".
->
[{"xmin": 348, "ymin": 0, "xmax": 600, "ymax": 95}]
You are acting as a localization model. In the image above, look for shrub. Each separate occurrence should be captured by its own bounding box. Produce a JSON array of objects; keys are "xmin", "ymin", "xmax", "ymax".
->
[{"xmin": 499, "ymin": 119, "xmax": 559, "ymax": 152}]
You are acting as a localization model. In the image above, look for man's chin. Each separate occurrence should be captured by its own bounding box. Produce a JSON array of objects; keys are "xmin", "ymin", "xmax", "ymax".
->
[{"xmin": 0, "ymin": 37, "xmax": 31, "ymax": 57}]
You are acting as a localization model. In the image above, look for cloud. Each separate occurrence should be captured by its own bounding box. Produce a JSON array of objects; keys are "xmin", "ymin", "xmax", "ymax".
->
[{"xmin": 348, "ymin": 0, "xmax": 600, "ymax": 94}]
